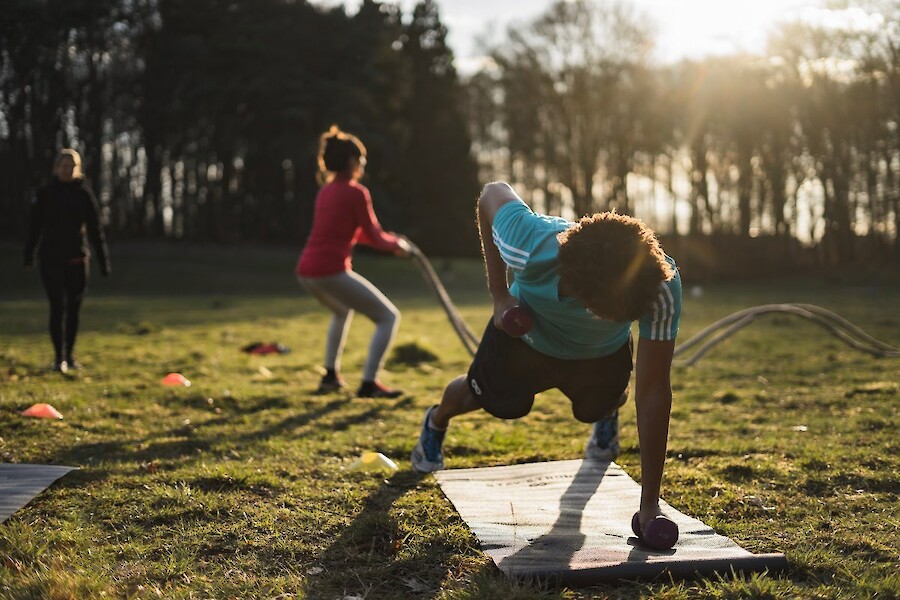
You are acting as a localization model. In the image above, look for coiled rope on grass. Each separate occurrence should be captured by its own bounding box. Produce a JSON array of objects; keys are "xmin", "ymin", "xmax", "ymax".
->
[
  {"xmin": 407, "ymin": 242, "xmax": 900, "ymax": 365},
  {"xmin": 672, "ymin": 303, "xmax": 900, "ymax": 367}
]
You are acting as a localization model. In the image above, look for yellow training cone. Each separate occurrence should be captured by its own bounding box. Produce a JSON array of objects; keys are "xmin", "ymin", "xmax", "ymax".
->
[
  {"xmin": 349, "ymin": 452, "xmax": 399, "ymax": 473},
  {"xmin": 22, "ymin": 403, "xmax": 63, "ymax": 419},
  {"xmin": 161, "ymin": 373, "xmax": 191, "ymax": 387}
]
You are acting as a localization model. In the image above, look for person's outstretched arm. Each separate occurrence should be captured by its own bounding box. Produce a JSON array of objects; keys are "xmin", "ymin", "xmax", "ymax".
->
[
  {"xmin": 477, "ymin": 182, "xmax": 520, "ymax": 326},
  {"xmin": 634, "ymin": 337, "xmax": 675, "ymax": 530},
  {"xmin": 354, "ymin": 186, "xmax": 404, "ymax": 254},
  {"xmin": 634, "ymin": 257, "xmax": 681, "ymax": 530}
]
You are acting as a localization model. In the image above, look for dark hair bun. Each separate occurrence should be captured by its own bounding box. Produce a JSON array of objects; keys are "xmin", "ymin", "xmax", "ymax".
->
[{"xmin": 321, "ymin": 136, "xmax": 360, "ymax": 173}]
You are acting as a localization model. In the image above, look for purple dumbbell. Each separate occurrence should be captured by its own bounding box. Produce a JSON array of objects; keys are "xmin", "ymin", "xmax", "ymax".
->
[
  {"xmin": 501, "ymin": 305, "xmax": 533, "ymax": 337},
  {"xmin": 631, "ymin": 511, "xmax": 679, "ymax": 550}
]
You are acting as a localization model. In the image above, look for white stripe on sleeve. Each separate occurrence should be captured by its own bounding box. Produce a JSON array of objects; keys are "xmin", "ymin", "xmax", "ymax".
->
[
  {"xmin": 492, "ymin": 227, "xmax": 529, "ymax": 269},
  {"xmin": 652, "ymin": 287, "xmax": 674, "ymax": 340},
  {"xmin": 661, "ymin": 284, "xmax": 675, "ymax": 339}
]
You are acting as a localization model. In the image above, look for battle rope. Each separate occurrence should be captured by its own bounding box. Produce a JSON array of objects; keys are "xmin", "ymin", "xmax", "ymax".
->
[
  {"xmin": 672, "ymin": 303, "xmax": 900, "ymax": 367},
  {"xmin": 407, "ymin": 243, "xmax": 480, "ymax": 356},
  {"xmin": 406, "ymin": 242, "xmax": 900, "ymax": 366}
]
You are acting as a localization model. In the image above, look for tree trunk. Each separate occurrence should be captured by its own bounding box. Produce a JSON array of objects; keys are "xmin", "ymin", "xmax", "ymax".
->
[
  {"xmin": 667, "ymin": 154, "xmax": 678, "ymax": 236},
  {"xmin": 689, "ymin": 141, "xmax": 708, "ymax": 235},
  {"xmin": 737, "ymin": 153, "xmax": 753, "ymax": 237}
]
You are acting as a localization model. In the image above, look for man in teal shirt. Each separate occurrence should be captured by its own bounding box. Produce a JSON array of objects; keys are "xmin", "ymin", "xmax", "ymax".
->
[{"xmin": 412, "ymin": 181, "xmax": 682, "ymax": 536}]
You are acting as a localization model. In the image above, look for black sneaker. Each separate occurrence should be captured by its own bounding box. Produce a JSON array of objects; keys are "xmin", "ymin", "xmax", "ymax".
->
[
  {"xmin": 315, "ymin": 374, "xmax": 346, "ymax": 394},
  {"xmin": 66, "ymin": 357, "xmax": 82, "ymax": 370},
  {"xmin": 357, "ymin": 380, "xmax": 403, "ymax": 399}
]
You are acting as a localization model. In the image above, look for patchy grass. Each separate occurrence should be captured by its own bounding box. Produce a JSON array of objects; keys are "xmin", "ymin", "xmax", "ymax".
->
[{"xmin": 1, "ymin": 242, "xmax": 898, "ymax": 599}]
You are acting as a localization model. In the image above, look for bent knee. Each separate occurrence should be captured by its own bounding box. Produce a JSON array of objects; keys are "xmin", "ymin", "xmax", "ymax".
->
[
  {"xmin": 481, "ymin": 394, "xmax": 533, "ymax": 420},
  {"xmin": 386, "ymin": 304, "xmax": 400, "ymax": 324},
  {"xmin": 571, "ymin": 389, "xmax": 628, "ymax": 423},
  {"xmin": 486, "ymin": 405, "xmax": 530, "ymax": 420},
  {"xmin": 572, "ymin": 405, "xmax": 601, "ymax": 424},
  {"xmin": 374, "ymin": 303, "xmax": 400, "ymax": 326}
]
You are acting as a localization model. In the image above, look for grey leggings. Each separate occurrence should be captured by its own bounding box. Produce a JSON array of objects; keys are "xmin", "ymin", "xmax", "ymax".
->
[{"xmin": 298, "ymin": 271, "xmax": 400, "ymax": 381}]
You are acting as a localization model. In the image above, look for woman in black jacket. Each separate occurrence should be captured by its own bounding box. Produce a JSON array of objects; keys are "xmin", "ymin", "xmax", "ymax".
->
[{"xmin": 24, "ymin": 149, "xmax": 111, "ymax": 373}]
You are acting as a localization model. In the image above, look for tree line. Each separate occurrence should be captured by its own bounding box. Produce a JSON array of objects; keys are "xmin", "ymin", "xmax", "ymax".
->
[
  {"xmin": 1, "ymin": 0, "xmax": 479, "ymax": 256},
  {"xmin": 2, "ymin": 0, "xmax": 898, "ymax": 269},
  {"xmin": 467, "ymin": 0, "xmax": 899, "ymax": 269}
]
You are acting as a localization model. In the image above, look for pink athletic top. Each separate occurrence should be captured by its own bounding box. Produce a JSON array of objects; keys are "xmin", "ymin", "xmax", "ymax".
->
[{"xmin": 296, "ymin": 176, "xmax": 401, "ymax": 277}]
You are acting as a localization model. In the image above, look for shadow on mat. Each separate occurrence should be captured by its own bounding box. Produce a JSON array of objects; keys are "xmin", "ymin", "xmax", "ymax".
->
[
  {"xmin": 497, "ymin": 459, "xmax": 606, "ymax": 573},
  {"xmin": 498, "ymin": 460, "xmax": 664, "ymax": 578}
]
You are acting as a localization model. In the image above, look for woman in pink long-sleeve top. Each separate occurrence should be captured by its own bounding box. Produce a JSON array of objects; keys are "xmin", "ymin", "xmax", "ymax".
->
[{"xmin": 296, "ymin": 126, "xmax": 410, "ymax": 398}]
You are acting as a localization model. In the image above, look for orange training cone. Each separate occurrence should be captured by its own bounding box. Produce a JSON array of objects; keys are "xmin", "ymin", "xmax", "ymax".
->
[
  {"xmin": 161, "ymin": 372, "xmax": 191, "ymax": 387},
  {"xmin": 22, "ymin": 403, "xmax": 64, "ymax": 419}
]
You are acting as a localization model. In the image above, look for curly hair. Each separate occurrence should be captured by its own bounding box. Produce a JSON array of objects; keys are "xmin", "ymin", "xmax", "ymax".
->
[
  {"xmin": 557, "ymin": 211, "xmax": 674, "ymax": 322},
  {"xmin": 316, "ymin": 125, "xmax": 366, "ymax": 184}
]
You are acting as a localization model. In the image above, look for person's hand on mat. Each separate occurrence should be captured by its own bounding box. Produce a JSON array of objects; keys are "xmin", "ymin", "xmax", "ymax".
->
[
  {"xmin": 633, "ymin": 504, "xmax": 679, "ymax": 550},
  {"xmin": 636, "ymin": 504, "xmax": 664, "ymax": 536}
]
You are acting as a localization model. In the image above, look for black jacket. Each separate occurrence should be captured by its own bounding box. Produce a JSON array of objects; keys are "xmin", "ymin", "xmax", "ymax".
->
[{"xmin": 24, "ymin": 178, "xmax": 111, "ymax": 274}]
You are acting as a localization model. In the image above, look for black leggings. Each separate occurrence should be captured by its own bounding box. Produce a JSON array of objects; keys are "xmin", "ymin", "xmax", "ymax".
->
[{"xmin": 39, "ymin": 261, "xmax": 88, "ymax": 361}]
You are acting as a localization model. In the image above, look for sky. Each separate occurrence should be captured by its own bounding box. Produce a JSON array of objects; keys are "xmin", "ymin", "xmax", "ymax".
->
[{"xmin": 315, "ymin": 0, "xmax": 826, "ymax": 73}]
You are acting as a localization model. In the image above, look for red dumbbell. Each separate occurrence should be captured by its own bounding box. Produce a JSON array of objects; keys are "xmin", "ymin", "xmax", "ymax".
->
[
  {"xmin": 631, "ymin": 511, "xmax": 679, "ymax": 550},
  {"xmin": 501, "ymin": 305, "xmax": 533, "ymax": 337}
]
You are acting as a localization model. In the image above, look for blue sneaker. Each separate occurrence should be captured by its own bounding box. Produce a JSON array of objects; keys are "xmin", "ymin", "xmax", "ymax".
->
[
  {"xmin": 585, "ymin": 410, "xmax": 620, "ymax": 461},
  {"xmin": 411, "ymin": 406, "xmax": 446, "ymax": 473}
]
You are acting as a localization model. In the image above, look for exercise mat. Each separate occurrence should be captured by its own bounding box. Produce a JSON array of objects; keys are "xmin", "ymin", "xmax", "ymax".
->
[
  {"xmin": 0, "ymin": 463, "xmax": 78, "ymax": 523},
  {"xmin": 433, "ymin": 459, "xmax": 787, "ymax": 584}
]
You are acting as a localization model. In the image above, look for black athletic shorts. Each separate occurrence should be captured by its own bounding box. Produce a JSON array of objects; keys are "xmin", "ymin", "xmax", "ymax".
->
[{"xmin": 466, "ymin": 319, "xmax": 633, "ymax": 423}]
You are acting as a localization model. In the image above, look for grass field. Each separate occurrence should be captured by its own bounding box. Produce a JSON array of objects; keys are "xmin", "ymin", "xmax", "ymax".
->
[{"xmin": 1, "ymin": 242, "xmax": 898, "ymax": 599}]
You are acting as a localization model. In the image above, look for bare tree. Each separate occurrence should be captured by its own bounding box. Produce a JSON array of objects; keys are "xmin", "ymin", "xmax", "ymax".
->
[{"xmin": 486, "ymin": 0, "xmax": 655, "ymax": 217}]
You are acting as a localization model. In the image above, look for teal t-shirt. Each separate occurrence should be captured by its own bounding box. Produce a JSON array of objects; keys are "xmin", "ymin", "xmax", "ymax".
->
[{"xmin": 492, "ymin": 199, "xmax": 682, "ymax": 359}]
